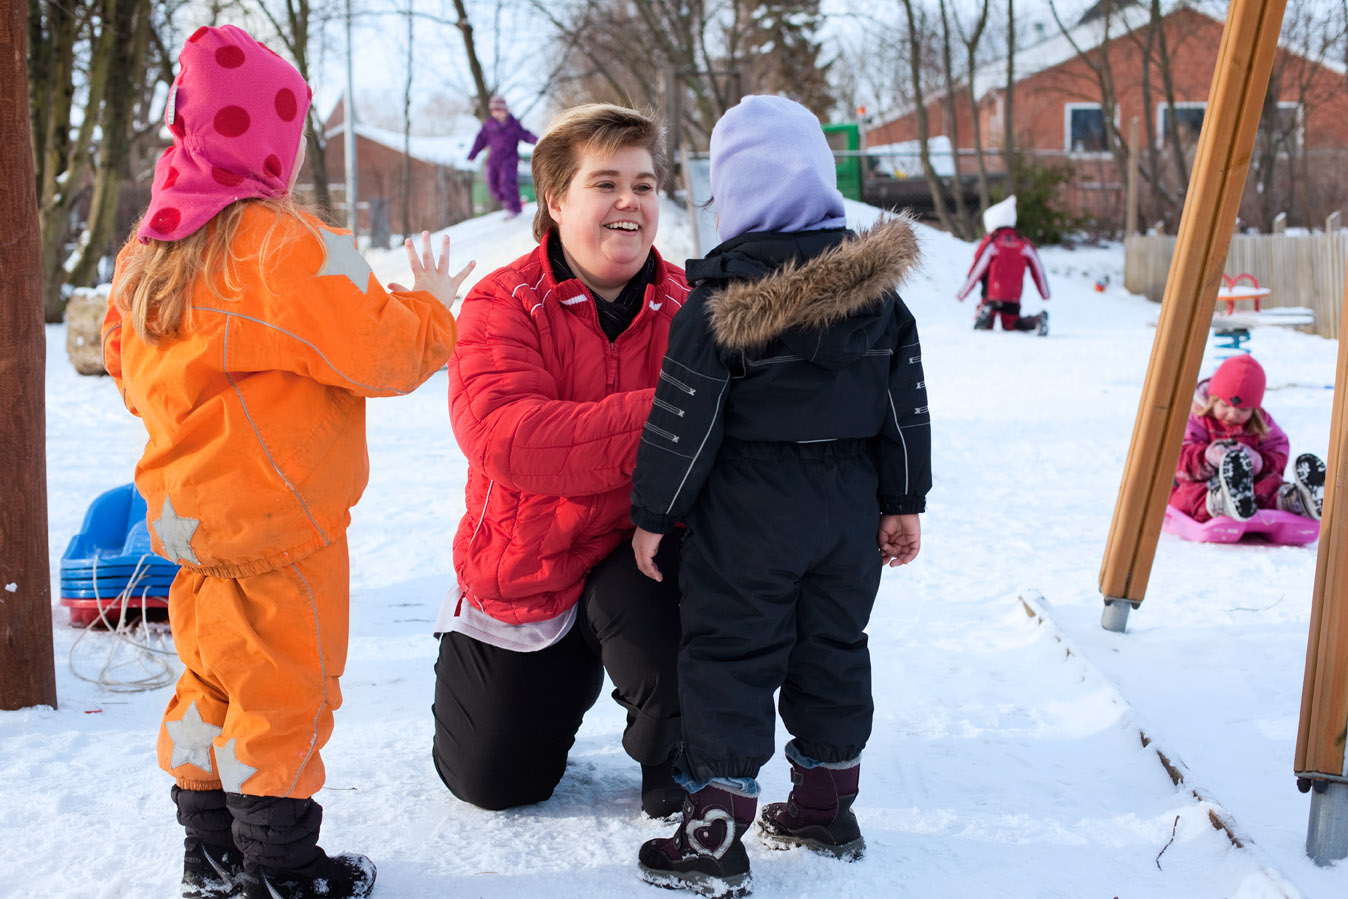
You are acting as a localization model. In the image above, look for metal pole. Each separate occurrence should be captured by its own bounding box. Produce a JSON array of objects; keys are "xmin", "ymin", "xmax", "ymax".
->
[
  {"xmin": 344, "ymin": 0, "xmax": 358, "ymax": 234},
  {"xmin": 1097, "ymin": 0, "xmax": 1286, "ymax": 631}
]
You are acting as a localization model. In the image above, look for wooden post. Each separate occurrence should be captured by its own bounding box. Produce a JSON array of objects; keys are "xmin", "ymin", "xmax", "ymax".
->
[
  {"xmin": 1273, "ymin": 211, "xmax": 1287, "ymax": 234},
  {"xmin": 1125, "ymin": 117, "xmax": 1139, "ymax": 237},
  {"xmin": 1295, "ymin": 265, "xmax": 1348, "ymax": 864},
  {"xmin": 1098, "ymin": 0, "xmax": 1287, "ymax": 632},
  {"xmin": 0, "ymin": 0, "xmax": 58, "ymax": 709},
  {"xmin": 1327, "ymin": 211, "xmax": 1341, "ymax": 233}
]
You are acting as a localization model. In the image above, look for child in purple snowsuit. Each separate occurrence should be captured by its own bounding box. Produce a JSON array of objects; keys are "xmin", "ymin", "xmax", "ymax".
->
[{"xmin": 467, "ymin": 96, "xmax": 537, "ymax": 217}]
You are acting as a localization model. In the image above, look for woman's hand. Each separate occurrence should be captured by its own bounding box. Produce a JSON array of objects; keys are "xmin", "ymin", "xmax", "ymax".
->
[
  {"xmin": 878, "ymin": 514, "xmax": 921, "ymax": 567},
  {"xmin": 632, "ymin": 527, "xmax": 665, "ymax": 581},
  {"xmin": 388, "ymin": 230, "xmax": 476, "ymax": 309}
]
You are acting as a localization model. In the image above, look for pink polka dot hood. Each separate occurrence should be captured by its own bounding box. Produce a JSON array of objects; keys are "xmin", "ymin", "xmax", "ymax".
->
[{"xmin": 138, "ymin": 25, "xmax": 312, "ymax": 243}]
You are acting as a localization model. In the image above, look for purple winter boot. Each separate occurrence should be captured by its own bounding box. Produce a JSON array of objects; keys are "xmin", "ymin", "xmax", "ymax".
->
[
  {"xmin": 758, "ymin": 758, "xmax": 865, "ymax": 860},
  {"xmin": 638, "ymin": 784, "xmax": 756, "ymax": 896}
]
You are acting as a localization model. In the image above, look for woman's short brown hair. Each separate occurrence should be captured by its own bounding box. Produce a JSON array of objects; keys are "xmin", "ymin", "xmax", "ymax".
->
[{"xmin": 531, "ymin": 104, "xmax": 668, "ymax": 242}]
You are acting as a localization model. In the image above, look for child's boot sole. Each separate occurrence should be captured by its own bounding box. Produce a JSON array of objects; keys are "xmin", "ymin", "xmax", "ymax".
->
[
  {"xmin": 1294, "ymin": 453, "xmax": 1326, "ymax": 521},
  {"xmin": 638, "ymin": 865, "xmax": 752, "ymax": 897},
  {"xmin": 758, "ymin": 827, "xmax": 866, "ymax": 860}
]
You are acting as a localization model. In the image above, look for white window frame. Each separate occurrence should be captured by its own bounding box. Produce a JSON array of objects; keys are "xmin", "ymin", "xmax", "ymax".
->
[
  {"xmin": 1155, "ymin": 101, "xmax": 1208, "ymax": 148},
  {"xmin": 1064, "ymin": 103, "xmax": 1114, "ymax": 157}
]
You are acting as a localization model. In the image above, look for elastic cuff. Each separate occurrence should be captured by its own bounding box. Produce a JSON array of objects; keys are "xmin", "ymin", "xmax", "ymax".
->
[
  {"xmin": 676, "ymin": 772, "xmax": 759, "ymax": 797},
  {"xmin": 880, "ymin": 495, "xmax": 926, "ymax": 515},
  {"xmin": 630, "ymin": 506, "xmax": 678, "ymax": 534},
  {"xmin": 785, "ymin": 739, "xmax": 861, "ymax": 770}
]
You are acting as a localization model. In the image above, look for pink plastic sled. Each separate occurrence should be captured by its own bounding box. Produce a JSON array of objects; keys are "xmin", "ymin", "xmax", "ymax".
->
[{"xmin": 1162, "ymin": 504, "xmax": 1319, "ymax": 546}]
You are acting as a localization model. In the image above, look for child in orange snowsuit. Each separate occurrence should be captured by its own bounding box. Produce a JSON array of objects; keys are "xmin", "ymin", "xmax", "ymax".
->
[{"xmin": 101, "ymin": 25, "xmax": 471, "ymax": 899}]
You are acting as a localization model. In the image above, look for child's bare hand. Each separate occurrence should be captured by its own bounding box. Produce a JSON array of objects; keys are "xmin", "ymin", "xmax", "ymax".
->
[
  {"xmin": 632, "ymin": 527, "xmax": 665, "ymax": 581},
  {"xmin": 388, "ymin": 231, "xmax": 475, "ymax": 309},
  {"xmin": 878, "ymin": 514, "xmax": 921, "ymax": 567}
]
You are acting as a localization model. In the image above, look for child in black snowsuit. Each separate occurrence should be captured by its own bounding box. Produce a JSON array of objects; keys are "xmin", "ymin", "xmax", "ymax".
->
[{"xmin": 629, "ymin": 95, "xmax": 931, "ymax": 897}]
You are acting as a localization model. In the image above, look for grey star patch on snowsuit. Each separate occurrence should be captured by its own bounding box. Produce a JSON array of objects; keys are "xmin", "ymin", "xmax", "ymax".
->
[
  {"xmin": 151, "ymin": 495, "xmax": 201, "ymax": 565},
  {"xmin": 215, "ymin": 738, "xmax": 258, "ymax": 793},
  {"xmin": 317, "ymin": 229, "xmax": 374, "ymax": 293},
  {"xmin": 165, "ymin": 700, "xmax": 222, "ymax": 773}
]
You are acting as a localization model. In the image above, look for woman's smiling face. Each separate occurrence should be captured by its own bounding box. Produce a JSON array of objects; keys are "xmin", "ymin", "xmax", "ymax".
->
[{"xmin": 547, "ymin": 144, "xmax": 660, "ymax": 301}]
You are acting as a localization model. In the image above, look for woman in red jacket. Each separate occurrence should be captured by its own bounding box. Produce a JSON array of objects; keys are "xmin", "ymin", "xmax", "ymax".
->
[{"xmin": 432, "ymin": 104, "xmax": 691, "ymax": 816}]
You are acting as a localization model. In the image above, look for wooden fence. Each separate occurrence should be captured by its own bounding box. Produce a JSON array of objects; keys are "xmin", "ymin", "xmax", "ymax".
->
[{"xmin": 1124, "ymin": 229, "xmax": 1348, "ymax": 338}]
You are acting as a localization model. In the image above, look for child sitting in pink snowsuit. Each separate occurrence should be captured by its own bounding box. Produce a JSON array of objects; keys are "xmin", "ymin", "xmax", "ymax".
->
[{"xmin": 1171, "ymin": 354, "xmax": 1325, "ymax": 523}]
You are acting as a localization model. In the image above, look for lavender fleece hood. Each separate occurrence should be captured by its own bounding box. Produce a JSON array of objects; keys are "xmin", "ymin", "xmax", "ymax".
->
[{"xmin": 709, "ymin": 95, "xmax": 848, "ymax": 242}]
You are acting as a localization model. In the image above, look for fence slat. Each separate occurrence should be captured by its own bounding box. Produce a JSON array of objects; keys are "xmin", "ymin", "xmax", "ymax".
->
[{"xmin": 1124, "ymin": 231, "xmax": 1348, "ymax": 338}]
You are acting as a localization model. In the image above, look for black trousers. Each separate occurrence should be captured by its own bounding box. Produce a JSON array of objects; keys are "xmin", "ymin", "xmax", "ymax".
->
[
  {"xmin": 431, "ymin": 538, "xmax": 682, "ymax": 810},
  {"xmin": 677, "ymin": 439, "xmax": 881, "ymax": 783}
]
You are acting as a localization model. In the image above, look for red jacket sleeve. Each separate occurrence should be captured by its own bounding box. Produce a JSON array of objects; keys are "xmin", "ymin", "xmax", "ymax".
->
[{"xmin": 449, "ymin": 281, "xmax": 654, "ymax": 497}]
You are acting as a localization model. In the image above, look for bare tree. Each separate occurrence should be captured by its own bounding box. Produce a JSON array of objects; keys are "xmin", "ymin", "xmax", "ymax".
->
[
  {"xmin": 900, "ymin": 0, "xmax": 955, "ymax": 231},
  {"xmin": 250, "ymin": 0, "xmax": 337, "ymax": 218}
]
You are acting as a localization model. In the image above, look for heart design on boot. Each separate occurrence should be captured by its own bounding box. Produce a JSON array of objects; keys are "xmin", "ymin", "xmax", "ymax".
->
[{"xmin": 685, "ymin": 807, "xmax": 735, "ymax": 859}]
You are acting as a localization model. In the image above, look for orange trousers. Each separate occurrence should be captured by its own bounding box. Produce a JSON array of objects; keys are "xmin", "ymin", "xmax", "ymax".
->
[{"xmin": 158, "ymin": 538, "xmax": 349, "ymax": 798}]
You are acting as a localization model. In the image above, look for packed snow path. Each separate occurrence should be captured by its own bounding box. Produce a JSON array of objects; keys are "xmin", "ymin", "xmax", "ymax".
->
[{"xmin": 7, "ymin": 199, "xmax": 1342, "ymax": 897}]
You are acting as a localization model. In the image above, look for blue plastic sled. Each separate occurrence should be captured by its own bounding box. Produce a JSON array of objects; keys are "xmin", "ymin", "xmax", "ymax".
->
[
  {"xmin": 60, "ymin": 483, "xmax": 180, "ymax": 627},
  {"xmin": 1162, "ymin": 504, "xmax": 1319, "ymax": 546}
]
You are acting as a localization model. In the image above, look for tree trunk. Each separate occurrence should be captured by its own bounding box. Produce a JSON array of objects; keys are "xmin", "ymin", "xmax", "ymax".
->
[
  {"xmin": 1003, "ymin": 0, "xmax": 1016, "ymax": 194},
  {"xmin": 0, "ymin": 0, "xmax": 59, "ymax": 711},
  {"xmin": 34, "ymin": 0, "xmax": 82, "ymax": 321},
  {"xmin": 938, "ymin": 0, "xmax": 973, "ymax": 237},
  {"xmin": 902, "ymin": 0, "xmax": 953, "ymax": 231},
  {"xmin": 450, "ymin": 0, "xmax": 492, "ymax": 118},
  {"xmin": 69, "ymin": 0, "xmax": 150, "ymax": 287},
  {"xmin": 401, "ymin": 0, "xmax": 413, "ymax": 240}
]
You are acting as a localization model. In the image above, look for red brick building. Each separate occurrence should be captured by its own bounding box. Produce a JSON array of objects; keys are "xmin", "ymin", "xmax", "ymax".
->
[
  {"xmin": 865, "ymin": 5, "xmax": 1348, "ymax": 231},
  {"xmin": 322, "ymin": 101, "xmax": 476, "ymax": 245}
]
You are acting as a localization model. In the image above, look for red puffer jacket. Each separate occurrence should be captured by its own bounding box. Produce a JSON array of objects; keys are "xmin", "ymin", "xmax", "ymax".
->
[
  {"xmin": 448, "ymin": 235, "xmax": 689, "ymax": 624},
  {"xmin": 956, "ymin": 227, "xmax": 1050, "ymax": 303}
]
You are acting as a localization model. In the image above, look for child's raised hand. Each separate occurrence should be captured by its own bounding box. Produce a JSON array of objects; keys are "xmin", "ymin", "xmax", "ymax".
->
[
  {"xmin": 389, "ymin": 231, "xmax": 476, "ymax": 309},
  {"xmin": 878, "ymin": 513, "xmax": 921, "ymax": 567},
  {"xmin": 632, "ymin": 527, "xmax": 665, "ymax": 582}
]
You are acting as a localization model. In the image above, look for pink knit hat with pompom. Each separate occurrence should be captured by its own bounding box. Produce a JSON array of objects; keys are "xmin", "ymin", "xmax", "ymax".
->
[{"xmin": 138, "ymin": 25, "xmax": 312, "ymax": 243}]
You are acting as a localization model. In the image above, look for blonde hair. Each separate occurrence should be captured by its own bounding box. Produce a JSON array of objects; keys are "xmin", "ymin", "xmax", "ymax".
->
[
  {"xmin": 531, "ymin": 104, "xmax": 668, "ymax": 242},
  {"xmin": 113, "ymin": 195, "xmax": 321, "ymax": 343},
  {"xmin": 1196, "ymin": 394, "xmax": 1270, "ymax": 437}
]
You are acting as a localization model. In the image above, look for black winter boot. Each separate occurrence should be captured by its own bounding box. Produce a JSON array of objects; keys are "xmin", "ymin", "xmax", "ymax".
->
[
  {"xmin": 638, "ymin": 784, "xmax": 756, "ymax": 897},
  {"xmin": 1214, "ymin": 448, "xmax": 1257, "ymax": 521},
  {"xmin": 174, "ymin": 786, "xmax": 244, "ymax": 899},
  {"xmin": 758, "ymin": 758, "xmax": 865, "ymax": 860},
  {"xmin": 973, "ymin": 304, "xmax": 995, "ymax": 330},
  {"xmin": 227, "ymin": 794, "xmax": 376, "ymax": 899},
  {"xmin": 1293, "ymin": 453, "xmax": 1326, "ymax": 521},
  {"xmin": 641, "ymin": 759, "xmax": 685, "ymax": 819}
]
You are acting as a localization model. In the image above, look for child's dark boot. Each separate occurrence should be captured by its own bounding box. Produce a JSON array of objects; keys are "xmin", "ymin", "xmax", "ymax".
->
[
  {"xmin": 641, "ymin": 758, "xmax": 685, "ymax": 819},
  {"xmin": 1210, "ymin": 448, "xmax": 1256, "ymax": 521},
  {"xmin": 174, "ymin": 786, "xmax": 245, "ymax": 899},
  {"xmin": 758, "ymin": 758, "xmax": 865, "ymax": 860},
  {"xmin": 973, "ymin": 305, "xmax": 994, "ymax": 330},
  {"xmin": 1293, "ymin": 452, "xmax": 1326, "ymax": 520},
  {"xmin": 227, "ymin": 794, "xmax": 376, "ymax": 899},
  {"xmin": 638, "ymin": 783, "xmax": 756, "ymax": 897}
]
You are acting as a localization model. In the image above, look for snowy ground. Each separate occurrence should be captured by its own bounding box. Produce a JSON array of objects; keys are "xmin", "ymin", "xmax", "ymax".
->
[{"xmin": 5, "ymin": 196, "xmax": 1345, "ymax": 898}]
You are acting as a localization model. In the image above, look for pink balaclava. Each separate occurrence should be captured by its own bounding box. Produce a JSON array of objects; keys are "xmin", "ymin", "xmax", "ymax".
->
[{"xmin": 138, "ymin": 25, "xmax": 312, "ymax": 243}]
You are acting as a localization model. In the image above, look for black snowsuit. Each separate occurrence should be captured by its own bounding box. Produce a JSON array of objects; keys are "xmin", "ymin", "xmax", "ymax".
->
[{"xmin": 630, "ymin": 218, "xmax": 931, "ymax": 783}]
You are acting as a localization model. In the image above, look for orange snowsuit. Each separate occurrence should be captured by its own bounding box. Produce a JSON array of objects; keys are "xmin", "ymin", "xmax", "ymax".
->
[{"xmin": 103, "ymin": 204, "xmax": 456, "ymax": 798}]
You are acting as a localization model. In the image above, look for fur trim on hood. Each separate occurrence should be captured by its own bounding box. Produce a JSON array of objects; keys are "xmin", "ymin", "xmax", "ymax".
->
[{"xmin": 708, "ymin": 214, "xmax": 920, "ymax": 351}]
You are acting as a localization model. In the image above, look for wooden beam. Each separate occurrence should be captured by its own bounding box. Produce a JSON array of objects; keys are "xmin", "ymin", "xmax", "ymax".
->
[
  {"xmin": 1295, "ymin": 266, "xmax": 1348, "ymax": 783},
  {"xmin": 1099, "ymin": 0, "xmax": 1287, "ymax": 618},
  {"xmin": 0, "ymin": 0, "xmax": 58, "ymax": 709}
]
